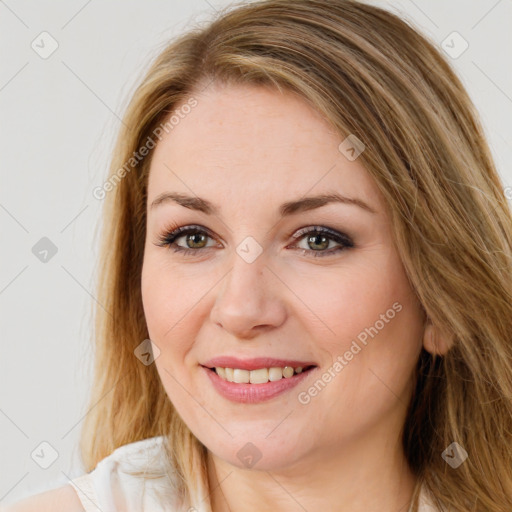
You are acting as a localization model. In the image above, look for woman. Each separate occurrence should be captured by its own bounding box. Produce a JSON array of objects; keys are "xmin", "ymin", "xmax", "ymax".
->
[{"xmin": 7, "ymin": 0, "xmax": 512, "ymax": 511}]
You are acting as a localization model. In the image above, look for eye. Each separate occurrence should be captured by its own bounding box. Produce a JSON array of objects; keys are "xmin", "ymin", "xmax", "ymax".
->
[
  {"xmin": 154, "ymin": 224, "xmax": 354, "ymax": 258},
  {"xmin": 288, "ymin": 225, "xmax": 354, "ymax": 258},
  {"xmin": 155, "ymin": 224, "xmax": 219, "ymax": 256}
]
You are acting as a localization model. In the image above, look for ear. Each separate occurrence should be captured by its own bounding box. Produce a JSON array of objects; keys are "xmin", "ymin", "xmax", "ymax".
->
[{"xmin": 423, "ymin": 321, "xmax": 454, "ymax": 356}]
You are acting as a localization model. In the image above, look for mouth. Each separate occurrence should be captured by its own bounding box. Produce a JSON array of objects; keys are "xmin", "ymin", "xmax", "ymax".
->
[
  {"xmin": 199, "ymin": 356, "xmax": 319, "ymax": 403},
  {"xmin": 201, "ymin": 360, "xmax": 318, "ymax": 403},
  {"xmin": 202, "ymin": 364, "xmax": 317, "ymax": 384}
]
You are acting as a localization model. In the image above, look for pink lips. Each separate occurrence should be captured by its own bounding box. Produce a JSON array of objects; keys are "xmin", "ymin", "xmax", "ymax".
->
[{"xmin": 200, "ymin": 356, "xmax": 318, "ymax": 404}]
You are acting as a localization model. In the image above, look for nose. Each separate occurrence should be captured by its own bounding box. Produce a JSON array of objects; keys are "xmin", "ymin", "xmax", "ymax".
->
[{"xmin": 209, "ymin": 252, "xmax": 287, "ymax": 340}]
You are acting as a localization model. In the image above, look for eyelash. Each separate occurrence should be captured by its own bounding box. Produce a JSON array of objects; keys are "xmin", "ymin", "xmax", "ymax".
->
[{"xmin": 155, "ymin": 223, "xmax": 354, "ymax": 258}]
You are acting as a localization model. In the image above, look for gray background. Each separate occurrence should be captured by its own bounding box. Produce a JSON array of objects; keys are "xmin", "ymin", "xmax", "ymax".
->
[{"xmin": 1, "ymin": 0, "xmax": 511, "ymax": 505}]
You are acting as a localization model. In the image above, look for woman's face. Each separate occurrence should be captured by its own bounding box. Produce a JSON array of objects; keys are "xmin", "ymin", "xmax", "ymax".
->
[{"xmin": 141, "ymin": 81, "xmax": 425, "ymax": 471}]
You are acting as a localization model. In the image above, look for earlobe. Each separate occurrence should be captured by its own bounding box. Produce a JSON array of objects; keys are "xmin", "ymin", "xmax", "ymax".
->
[{"xmin": 423, "ymin": 321, "xmax": 454, "ymax": 356}]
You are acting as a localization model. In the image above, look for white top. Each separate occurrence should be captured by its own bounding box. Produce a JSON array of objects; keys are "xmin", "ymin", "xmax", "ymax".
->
[{"xmin": 68, "ymin": 436, "xmax": 442, "ymax": 512}]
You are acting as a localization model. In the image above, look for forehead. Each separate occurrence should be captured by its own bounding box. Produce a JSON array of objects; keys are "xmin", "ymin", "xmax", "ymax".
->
[{"xmin": 147, "ymin": 82, "xmax": 382, "ymax": 213}]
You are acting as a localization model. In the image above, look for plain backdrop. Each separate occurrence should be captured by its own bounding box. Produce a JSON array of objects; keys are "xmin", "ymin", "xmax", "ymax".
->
[{"xmin": 1, "ymin": 0, "xmax": 511, "ymax": 505}]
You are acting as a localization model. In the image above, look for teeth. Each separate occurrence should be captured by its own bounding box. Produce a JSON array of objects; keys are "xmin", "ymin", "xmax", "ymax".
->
[
  {"xmin": 250, "ymin": 368, "xmax": 268, "ymax": 384},
  {"xmin": 233, "ymin": 369, "xmax": 250, "ymax": 383},
  {"xmin": 282, "ymin": 366, "xmax": 294, "ymax": 378},
  {"xmin": 214, "ymin": 366, "xmax": 308, "ymax": 384},
  {"xmin": 268, "ymin": 367, "xmax": 283, "ymax": 381}
]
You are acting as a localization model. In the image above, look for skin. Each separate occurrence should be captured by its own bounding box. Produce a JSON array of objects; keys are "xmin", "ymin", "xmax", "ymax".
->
[{"xmin": 141, "ymin": 80, "xmax": 447, "ymax": 511}]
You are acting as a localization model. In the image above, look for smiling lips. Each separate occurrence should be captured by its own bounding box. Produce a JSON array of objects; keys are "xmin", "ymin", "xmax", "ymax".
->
[{"xmin": 201, "ymin": 356, "xmax": 318, "ymax": 403}]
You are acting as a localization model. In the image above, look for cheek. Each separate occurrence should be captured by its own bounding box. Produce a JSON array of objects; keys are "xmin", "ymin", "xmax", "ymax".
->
[
  {"xmin": 294, "ymin": 251, "xmax": 423, "ymax": 410},
  {"xmin": 141, "ymin": 253, "xmax": 201, "ymax": 341},
  {"xmin": 141, "ymin": 257, "xmax": 200, "ymax": 412},
  {"xmin": 141, "ymin": 252, "xmax": 216, "ymax": 403},
  {"xmin": 289, "ymin": 250, "xmax": 411, "ymax": 351},
  {"xmin": 141, "ymin": 257, "xmax": 191, "ymax": 372}
]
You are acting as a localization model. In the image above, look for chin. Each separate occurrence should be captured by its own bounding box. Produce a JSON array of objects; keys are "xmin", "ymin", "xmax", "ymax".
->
[{"xmin": 206, "ymin": 432, "xmax": 313, "ymax": 472}]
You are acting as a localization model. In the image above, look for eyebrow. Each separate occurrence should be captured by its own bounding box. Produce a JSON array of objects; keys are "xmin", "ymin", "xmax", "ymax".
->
[{"xmin": 150, "ymin": 191, "xmax": 377, "ymax": 216}]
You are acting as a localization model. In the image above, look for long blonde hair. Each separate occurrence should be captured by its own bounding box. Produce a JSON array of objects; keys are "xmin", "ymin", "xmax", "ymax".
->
[{"xmin": 80, "ymin": 1, "xmax": 512, "ymax": 510}]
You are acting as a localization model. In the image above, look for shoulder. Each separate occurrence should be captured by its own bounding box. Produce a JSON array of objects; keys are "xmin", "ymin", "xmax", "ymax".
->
[
  {"xmin": 80, "ymin": 435, "xmax": 168, "ymax": 481},
  {"xmin": 0, "ymin": 484, "xmax": 83, "ymax": 512},
  {"xmin": 417, "ymin": 484, "xmax": 446, "ymax": 512},
  {"xmin": 2, "ymin": 436, "xmax": 170, "ymax": 512},
  {"xmin": 104, "ymin": 434, "xmax": 166, "ymax": 464}
]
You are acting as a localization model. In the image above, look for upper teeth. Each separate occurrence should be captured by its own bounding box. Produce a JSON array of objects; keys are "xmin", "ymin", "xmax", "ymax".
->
[{"xmin": 215, "ymin": 366, "xmax": 304, "ymax": 384}]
